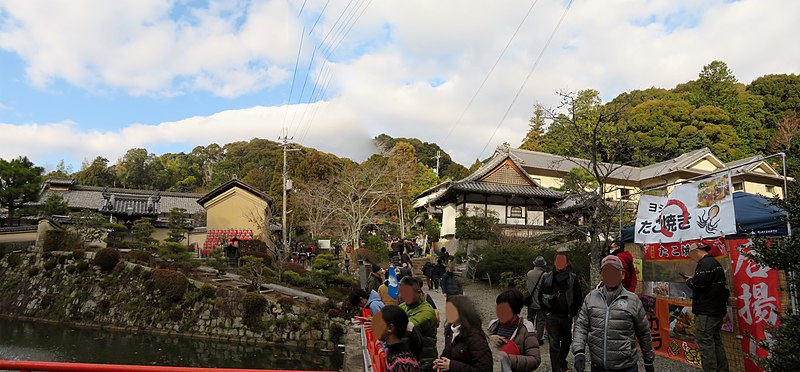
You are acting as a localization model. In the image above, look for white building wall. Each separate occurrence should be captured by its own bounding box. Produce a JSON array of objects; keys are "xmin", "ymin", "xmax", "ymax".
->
[{"xmin": 441, "ymin": 203, "xmax": 457, "ymax": 236}]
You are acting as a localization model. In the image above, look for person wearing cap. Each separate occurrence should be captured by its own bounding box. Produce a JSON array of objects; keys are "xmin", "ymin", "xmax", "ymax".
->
[
  {"xmin": 572, "ymin": 255, "xmax": 654, "ymax": 372},
  {"xmin": 685, "ymin": 243, "xmax": 730, "ymax": 372},
  {"xmin": 609, "ymin": 241, "xmax": 637, "ymax": 293},
  {"xmin": 539, "ymin": 250, "xmax": 583, "ymax": 372},
  {"xmin": 525, "ymin": 255, "xmax": 548, "ymax": 345}
]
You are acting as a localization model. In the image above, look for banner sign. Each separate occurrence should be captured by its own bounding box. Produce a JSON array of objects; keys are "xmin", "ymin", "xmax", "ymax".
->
[
  {"xmin": 729, "ymin": 238, "xmax": 782, "ymax": 372},
  {"xmin": 636, "ymin": 174, "xmax": 736, "ymax": 244},
  {"xmin": 643, "ymin": 237, "xmax": 728, "ymax": 261},
  {"xmin": 648, "ymin": 297, "xmax": 703, "ymax": 367},
  {"xmin": 387, "ymin": 264, "xmax": 399, "ymax": 300}
]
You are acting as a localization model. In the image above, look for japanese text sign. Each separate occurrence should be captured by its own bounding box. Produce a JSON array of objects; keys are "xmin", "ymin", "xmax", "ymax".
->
[
  {"xmin": 636, "ymin": 174, "xmax": 736, "ymax": 244},
  {"xmin": 729, "ymin": 238, "xmax": 781, "ymax": 372}
]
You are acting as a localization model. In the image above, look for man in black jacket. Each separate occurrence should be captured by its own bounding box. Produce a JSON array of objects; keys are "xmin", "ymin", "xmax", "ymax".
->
[
  {"xmin": 540, "ymin": 250, "xmax": 583, "ymax": 372},
  {"xmin": 685, "ymin": 242, "xmax": 729, "ymax": 372}
]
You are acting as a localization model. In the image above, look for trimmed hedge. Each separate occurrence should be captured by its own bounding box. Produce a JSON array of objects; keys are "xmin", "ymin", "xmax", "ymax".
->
[
  {"xmin": 94, "ymin": 248, "xmax": 120, "ymax": 271},
  {"xmin": 151, "ymin": 269, "xmax": 189, "ymax": 302}
]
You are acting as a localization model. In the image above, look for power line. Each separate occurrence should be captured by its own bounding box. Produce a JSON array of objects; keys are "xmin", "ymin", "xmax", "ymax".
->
[
  {"xmin": 440, "ymin": 0, "xmax": 541, "ymax": 148},
  {"xmin": 281, "ymin": 26, "xmax": 306, "ymax": 131},
  {"xmin": 477, "ymin": 0, "xmax": 575, "ymax": 160},
  {"xmin": 297, "ymin": 0, "xmax": 373, "ymax": 143},
  {"xmin": 321, "ymin": 0, "xmax": 367, "ymax": 57},
  {"xmin": 297, "ymin": 0, "xmax": 308, "ymax": 16},
  {"xmin": 324, "ymin": 0, "xmax": 373, "ymax": 59},
  {"xmin": 318, "ymin": 0, "xmax": 355, "ymax": 50},
  {"xmin": 308, "ymin": 0, "xmax": 330, "ymax": 36}
]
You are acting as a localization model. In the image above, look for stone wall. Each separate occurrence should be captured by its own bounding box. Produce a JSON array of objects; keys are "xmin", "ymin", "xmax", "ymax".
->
[{"xmin": 0, "ymin": 251, "xmax": 348, "ymax": 350}]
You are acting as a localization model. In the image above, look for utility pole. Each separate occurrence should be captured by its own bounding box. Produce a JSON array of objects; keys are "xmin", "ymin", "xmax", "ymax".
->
[
  {"xmin": 279, "ymin": 129, "xmax": 291, "ymax": 256},
  {"xmin": 435, "ymin": 150, "xmax": 441, "ymax": 177}
]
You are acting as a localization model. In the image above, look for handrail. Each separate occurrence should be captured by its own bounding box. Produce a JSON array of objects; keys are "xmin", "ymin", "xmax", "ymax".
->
[
  {"xmin": 0, "ymin": 360, "xmax": 335, "ymax": 372},
  {"xmin": 360, "ymin": 308, "xmax": 387, "ymax": 372}
]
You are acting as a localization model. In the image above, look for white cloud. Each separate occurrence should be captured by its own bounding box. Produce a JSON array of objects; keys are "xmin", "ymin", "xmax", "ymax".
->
[
  {"xmin": 0, "ymin": 0, "xmax": 301, "ymax": 96},
  {"xmin": 1, "ymin": 0, "xmax": 800, "ymax": 166}
]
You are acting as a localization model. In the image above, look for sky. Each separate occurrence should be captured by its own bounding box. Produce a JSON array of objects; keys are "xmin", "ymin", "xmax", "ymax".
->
[{"xmin": 0, "ymin": 0, "xmax": 798, "ymax": 172}]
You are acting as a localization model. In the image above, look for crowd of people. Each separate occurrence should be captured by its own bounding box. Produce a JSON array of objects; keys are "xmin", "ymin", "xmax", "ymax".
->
[{"xmin": 348, "ymin": 240, "xmax": 729, "ymax": 372}]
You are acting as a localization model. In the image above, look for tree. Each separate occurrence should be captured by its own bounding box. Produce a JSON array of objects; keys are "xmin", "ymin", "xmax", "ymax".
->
[
  {"xmin": 541, "ymin": 89, "xmax": 632, "ymax": 284},
  {"xmin": 166, "ymin": 207, "xmax": 191, "ymax": 243},
  {"xmin": 74, "ymin": 157, "xmax": 116, "ymax": 187},
  {"xmin": 295, "ymin": 181, "xmax": 338, "ymax": 240},
  {"xmin": 41, "ymin": 193, "xmax": 70, "ymax": 216},
  {"xmin": 559, "ymin": 168, "xmax": 599, "ymax": 194},
  {"xmin": 116, "ymin": 148, "xmax": 165, "ymax": 190},
  {"xmin": 748, "ymin": 190, "xmax": 800, "ymax": 371},
  {"xmin": 131, "ymin": 218, "xmax": 156, "ymax": 248},
  {"xmin": 44, "ymin": 160, "xmax": 72, "ymax": 179},
  {"xmin": 322, "ymin": 162, "xmax": 394, "ymax": 248},
  {"xmin": 623, "ymin": 99, "xmax": 693, "ymax": 164},
  {"xmin": 0, "ymin": 156, "xmax": 44, "ymax": 226},
  {"xmin": 520, "ymin": 104, "xmax": 546, "ymax": 151},
  {"xmin": 70, "ymin": 209, "xmax": 107, "ymax": 245},
  {"xmin": 240, "ymin": 255, "xmax": 269, "ymax": 290},
  {"xmin": 698, "ymin": 60, "xmax": 739, "ymax": 108},
  {"xmin": 388, "ymin": 142, "xmax": 419, "ymax": 237}
]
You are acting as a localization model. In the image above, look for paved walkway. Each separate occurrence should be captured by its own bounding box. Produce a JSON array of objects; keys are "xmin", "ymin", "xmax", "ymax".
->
[{"xmin": 423, "ymin": 276, "xmax": 699, "ymax": 372}]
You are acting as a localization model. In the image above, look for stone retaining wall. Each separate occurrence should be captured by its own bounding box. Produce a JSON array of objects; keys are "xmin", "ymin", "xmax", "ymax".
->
[{"xmin": 0, "ymin": 251, "xmax": 348, "ymax": 351}]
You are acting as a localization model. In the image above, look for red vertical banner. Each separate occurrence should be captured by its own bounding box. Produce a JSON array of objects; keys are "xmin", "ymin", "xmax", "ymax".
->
[{"xmin": 728, "ymin": 238, "xmax": 782, "ymax": 372}]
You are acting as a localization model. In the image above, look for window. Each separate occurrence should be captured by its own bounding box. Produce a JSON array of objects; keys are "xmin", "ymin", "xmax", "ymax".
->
[
  {"xmin": 508, "ymin": 206, "xmax": 524, "ymax": 218},
  {"xmin": 733, "ymin": 182, "xmax": 744, "ymax": 191},
  {"xmin": 766, "ymin": 185, "xmax": 776, "ymax": 194},
  {"xmin": 620, "ymin": 188, "xmax": 632, "ymax": 200}
]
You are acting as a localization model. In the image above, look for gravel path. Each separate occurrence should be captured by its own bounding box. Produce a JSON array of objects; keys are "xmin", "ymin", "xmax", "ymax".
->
[{"xmin": 424, "ymin": 276, "xmax": 699, "ymax": 372}]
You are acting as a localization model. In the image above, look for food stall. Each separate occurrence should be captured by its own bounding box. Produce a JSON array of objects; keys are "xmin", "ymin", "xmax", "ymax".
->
[{"xmin": 621, "ymin": 191, "xmax": 790, "ymax": 371}]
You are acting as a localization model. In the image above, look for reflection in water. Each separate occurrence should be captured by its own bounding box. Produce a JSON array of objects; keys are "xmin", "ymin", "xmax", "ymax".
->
[{"xmin": 0, "ymin": 318, "xmax": 342, "ymax": 370}]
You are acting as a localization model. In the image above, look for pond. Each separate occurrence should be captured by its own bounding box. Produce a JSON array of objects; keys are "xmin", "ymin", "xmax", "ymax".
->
[{"xmin": 0, "ymin": 317, "xmax": 342, "ymax": 371}]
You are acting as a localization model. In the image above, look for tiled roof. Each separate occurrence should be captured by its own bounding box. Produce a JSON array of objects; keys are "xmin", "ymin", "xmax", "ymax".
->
[
  {"xmin": 0, "ymin": 225, "xmax": 38, "ymax": 233},
  {"xmin": 197, "ymin": 178, "xmax": 272, "ymax": 206},
  {"xmin": 508, "ymin": 147, "xmax": 783, "ymax": 182},
  {"xmin": 40, "ymin": 185, "xmax": 205, "ymax": 215},
  {"xmin": 508, "ymin": 148, "xmax": 642, "ymax": 181},
  {"xmin": 450, "ymin": 181, "xmax": 564, "ymax": 199}
]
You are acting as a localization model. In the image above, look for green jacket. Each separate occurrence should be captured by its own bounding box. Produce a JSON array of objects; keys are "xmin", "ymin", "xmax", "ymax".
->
[
  {"xmin": 401, "ymin": 298, "xmax": 439, "ymax": 371},
  {"xmin": 366, "ymin": 273, "xmax": 381, "ymax": 293}
]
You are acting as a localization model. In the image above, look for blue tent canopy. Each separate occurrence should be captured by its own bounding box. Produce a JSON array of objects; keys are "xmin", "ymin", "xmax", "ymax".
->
[{"xmin": 620, "ymin": 192, "xmax": 788, "ymax": 243}]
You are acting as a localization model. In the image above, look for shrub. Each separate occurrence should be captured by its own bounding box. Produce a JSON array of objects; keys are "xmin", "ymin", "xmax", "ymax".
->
[
  {"xmin": 168, "ymin": 307, "xmax": 183, "ymax": 322},
  {"xmin": 330, "ymin": 274, "xmax": 359, "ymax": 287},
  {"xmin": 104, "ymin": 223, "xmax": 129, "ymax": 247},
  {"xmin": 7, "ymin": 254, "xmax": 22, "ymax": 267},
  {"xmin": 76, "ymin": 261, "xmax": 90, "ymax": 272},
  {"xmin": 43, "ymin": 230, "xmax": 82, "ymax": 252},
  {"xmin": 57, "ymin": 255, "xmax": 68, "ymax": 265},
  {"xmin": 362, "ymin": 235, "xmax": 388, "ymax": 263},
  {"xmin": 283, "ymin": 270, "xmax": 306, "ymax": 286},
  {"xmin": 200, "ymin": 284, "xmax": 216, "ymax": 299},
  {"xmin": 94, "ymin": 248, "xmax": 120, "ymax": 271},
  {"xmin": 284, "ymin": 262, "xmax": 308, "ymax": 275},
  {"xmin": 72, "ymin": 248, "xmax": 85, "ymax": 260},
  {"xmin": 43, "ymin": 258, "xmax": 58, "ymax": 271},
  {"xmin": 128, "ymin": 249, "xmax": 152, "ymax": 264},
  {"xmin": 242, "ymin": 292, "xmax": 268, "ymax": 331},
  {"xmin": 151, "ymin": 269, "xmax": 189, "ymax": 302},
  {"xmin": 27, "ymin": 267, "xmax": 40, "ymax": 277},
  {"xmin": 64, "ymin": 264, "xmax": 76, "ymax": 274}
]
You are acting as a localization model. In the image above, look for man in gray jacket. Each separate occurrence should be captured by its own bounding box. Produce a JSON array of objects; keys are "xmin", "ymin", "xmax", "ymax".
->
[
  {"xmin": 572, "ymin": 255, "xmax": 654, "ymax": 372},
  {"xmin": 525, "ymin": 256, "xmax": 547, "ymax": 345}
]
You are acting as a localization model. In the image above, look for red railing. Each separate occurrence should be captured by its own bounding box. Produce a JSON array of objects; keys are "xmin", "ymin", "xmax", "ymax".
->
[
  {"xmin": 0, "ymin": 360, "xmax": 335, "ymax": 372},
  {"xmin": 361, "ymin": 308, "xmax": 387, "ymax": 372}
]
